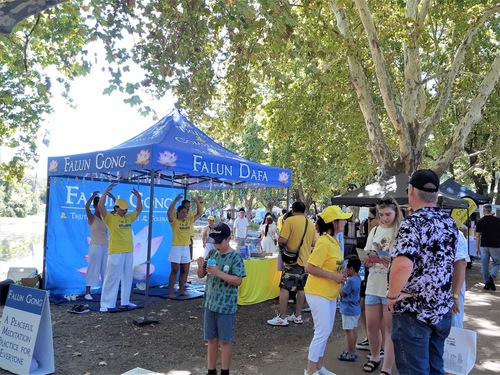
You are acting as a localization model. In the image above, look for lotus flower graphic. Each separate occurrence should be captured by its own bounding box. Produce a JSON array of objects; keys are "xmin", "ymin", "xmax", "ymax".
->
[
  {"xmin": 77, "ymin": 226, "xmax": 163, "ymax": 280},
  {"xmin": 157, "ymin": 150, "xmax": 178, "ymax": 167},
  {"xmin": 278, "ymin": 171, "xmax": 290, "ymax": 184},
  {"xmin": 48, "ymin": 160, "xmax": 58, "ymax": 172},
  {"xmin": 135, "ymin": 149, "xmax": 151, "ymax": 166}
]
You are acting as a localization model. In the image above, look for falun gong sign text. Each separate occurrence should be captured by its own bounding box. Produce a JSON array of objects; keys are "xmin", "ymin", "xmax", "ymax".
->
[{"xmin": 0, "ymin": 285, "xmax": 54, "ymax": 374}]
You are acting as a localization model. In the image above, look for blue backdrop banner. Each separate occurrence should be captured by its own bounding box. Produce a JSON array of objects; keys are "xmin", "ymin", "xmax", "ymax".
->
[{"xmin": 45, "ymin": 179, "xmax": 183, "ymax": 295}]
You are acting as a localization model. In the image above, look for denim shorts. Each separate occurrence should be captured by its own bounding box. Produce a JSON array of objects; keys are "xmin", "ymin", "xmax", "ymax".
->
[
  {"xmin": 204, "ymin": 308, "xmax": 235, "ymax": 343},
  {"xmin": 342, "ymin": 314, "xmax": 360, "ymax": 330},
  {"xmin": 365, "ymin": 294, "xmax": 388, "ymax": 305}
]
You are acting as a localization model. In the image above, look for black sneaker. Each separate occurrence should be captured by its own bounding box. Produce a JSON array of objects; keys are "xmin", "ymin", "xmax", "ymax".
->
[
  {"xmin": 488, "ymin": 276, "xmax": 496, "ymax": 291},
  {"xmin": 356, "ymin": 338, "xmax": 370, "ymax": 351},
  {"xmin": 68, "ymin": 304, "xmax": 90, "ymax": 314},
  {"xmin": 367, "ymin": 348, "xmax": 384, "ymax": 359},
  {"xmin": 483, "ymin": 283, "xmax": 491, "ymax": 290}
]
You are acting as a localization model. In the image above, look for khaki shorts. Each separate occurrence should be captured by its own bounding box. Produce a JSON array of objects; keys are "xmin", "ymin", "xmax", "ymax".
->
[
  {"xmin": 235, "ymin": 237, "xmax": 246, "ymax": 249},
  {"xmin": 279, "ymin": 265, "xmax": 308, "ymax": 292}
]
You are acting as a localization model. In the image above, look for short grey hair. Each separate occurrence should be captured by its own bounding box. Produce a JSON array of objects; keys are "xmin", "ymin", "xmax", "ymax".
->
[
  {"xmin": 483, "ymin": 204, "xmax": 492, "ymax": 213},
  {"xmin": 414, "ymin": 188, "xmax": 439, "ymax": 204}
]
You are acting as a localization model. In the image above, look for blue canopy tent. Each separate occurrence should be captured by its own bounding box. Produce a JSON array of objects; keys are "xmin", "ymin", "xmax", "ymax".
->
[{"xmin": 45, "ymin": 110, "xmax": 291, "ymax": 322}]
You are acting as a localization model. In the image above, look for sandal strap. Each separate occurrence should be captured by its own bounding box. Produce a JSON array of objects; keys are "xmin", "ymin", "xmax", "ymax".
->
[{"xmin": 363, "ymin": 360, "xmax": 381, "ymax": 373}]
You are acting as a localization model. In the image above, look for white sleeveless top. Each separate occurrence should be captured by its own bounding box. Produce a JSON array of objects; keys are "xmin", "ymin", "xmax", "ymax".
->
[{"xmin": 89, "ymin": 215, "xmax": 108, "ymax": 245}]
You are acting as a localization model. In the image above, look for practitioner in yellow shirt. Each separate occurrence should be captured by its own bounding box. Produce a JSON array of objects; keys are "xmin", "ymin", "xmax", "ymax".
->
[
  {"xmin": 167, "ymin": 194, "xmax": 203, "ymax": 298},
  {"xmin": 181, "ymin": 198, "xmax": 205, "ymax": 259},
  {"xmin": 98, "ymin": 183, "xmax": 142, "ymax": 312}
]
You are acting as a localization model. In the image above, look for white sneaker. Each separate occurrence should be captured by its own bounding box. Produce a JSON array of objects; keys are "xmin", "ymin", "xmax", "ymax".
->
[
  {"xmin": 119, "ymin": 302, "xmax": 137, "ymax": 309},
  {"xmin": 287, "ymin": 313, "xmax": 303, "ymax": 324},
  {"xmin": 304, "ymin": 370, "xmax": 320, "ymax": 375},
  {"xmin": 84, "ymin": 294, "xmax": 93, "ymax": 301},
  {"xmin": 267, "ymin": 314, "xmax": 289, "ymax": 326},
  {"xmin": 318, "ymin": 366, "xmax": 336, "ymax": 375},
  {"xmin": 99, "ymin": 307, "xmax": 108, "ymax": 312}
]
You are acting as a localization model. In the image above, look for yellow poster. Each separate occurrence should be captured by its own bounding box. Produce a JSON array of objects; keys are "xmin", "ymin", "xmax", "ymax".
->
[{"xmin": 451, "ymin": 197, "xmax": 477, "ymax": 227}]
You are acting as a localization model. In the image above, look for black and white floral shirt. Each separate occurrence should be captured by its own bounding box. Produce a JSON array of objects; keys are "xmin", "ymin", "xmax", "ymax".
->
[{"xmin": 391, "ymin": 207, "xmax": 458, "ymax": 325}]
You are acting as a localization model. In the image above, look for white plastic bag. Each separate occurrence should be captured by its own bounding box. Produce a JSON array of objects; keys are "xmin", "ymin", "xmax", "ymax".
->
[{"xmin": 443, "ymin": 326, "xmax": 477, "ymax": 375}]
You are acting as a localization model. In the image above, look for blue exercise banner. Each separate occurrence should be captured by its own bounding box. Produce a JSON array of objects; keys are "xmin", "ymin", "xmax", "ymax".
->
[{"xmin": 45, "ymin": 179, "xmax": 183, "ymax": 295}]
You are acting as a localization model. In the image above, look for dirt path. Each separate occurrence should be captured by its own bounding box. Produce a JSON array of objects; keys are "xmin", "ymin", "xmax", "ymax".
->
[{"xmin": 1, "ymin": 257, "xmax": 499, "ymax": 375}]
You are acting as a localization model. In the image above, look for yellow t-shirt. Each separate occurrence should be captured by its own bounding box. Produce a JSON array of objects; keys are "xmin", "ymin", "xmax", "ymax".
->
[
  {"xmin": 170, "ymin": 216, "xmax": 195, "ymax": 246},
  {"xmin": 304, "ymin": 234, "xmax": 344, "ymax": 300},
  {"xmin": 277, "ymin": 215, "xmax": 284, "ymax": 231},
  {"xmin": 279, "ymin": 215, "xmax": 315, "ymax": 266},
  {"xmin": 103, "ymin": 211, "xmax": 138, "ymax": 254},
  {"xmin": 186, "ymin": 203, "xmax": 204, "ymax": 237}
]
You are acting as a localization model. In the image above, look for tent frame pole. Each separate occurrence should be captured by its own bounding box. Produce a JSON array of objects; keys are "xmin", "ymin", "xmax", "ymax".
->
[
  {"xmin": 286, "ymin": 187, "xmax": 290, "ymax": 210},
  {"xmin": 41, "ymin": 177, "xmax": 51, "ymax": 289},
  {"xmin": 134, "ymin": 169, "xmax": 159, "ymax": 326}
]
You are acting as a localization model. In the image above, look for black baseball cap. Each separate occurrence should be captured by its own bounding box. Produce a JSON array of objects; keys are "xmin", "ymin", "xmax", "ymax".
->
[
  {"xmin": 409, "ymin": 169, "xmax": 440, "ymax": 192},
  {"xmin": 209, "ymin": 223, "xmax": 231, "ymax": 244}
]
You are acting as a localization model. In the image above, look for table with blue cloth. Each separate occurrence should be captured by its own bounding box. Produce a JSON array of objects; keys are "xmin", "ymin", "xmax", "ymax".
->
[{"xmin": 238, "ymin": 256, "xmax": 281, "ymax": 305}]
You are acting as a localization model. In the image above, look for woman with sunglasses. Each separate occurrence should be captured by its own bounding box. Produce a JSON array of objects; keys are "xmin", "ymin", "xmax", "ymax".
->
[{"xmin": 362, "ymin": 198, "xmax": 402, "ymax": 374}]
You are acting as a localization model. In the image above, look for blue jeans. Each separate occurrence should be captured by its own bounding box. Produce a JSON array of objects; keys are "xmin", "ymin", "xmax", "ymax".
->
[
  {"xmin": 392, "ymin": 311, "xmax": 452, "ymax": 375},
  {"xmin": 480, "ymin": 247, "xmax": 500, "ymax": 283}
]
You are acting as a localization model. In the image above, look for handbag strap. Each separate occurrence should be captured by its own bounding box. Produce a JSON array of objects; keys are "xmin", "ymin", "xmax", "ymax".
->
[{"xmin": 298, "ymin": 218, "xmax": 309, "ymax": 250}]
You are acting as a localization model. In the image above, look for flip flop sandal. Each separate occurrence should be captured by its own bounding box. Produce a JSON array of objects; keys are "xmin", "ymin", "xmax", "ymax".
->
[{"xmin": 363, "ymin": 360, "xmax": 381, "ymax": 373}]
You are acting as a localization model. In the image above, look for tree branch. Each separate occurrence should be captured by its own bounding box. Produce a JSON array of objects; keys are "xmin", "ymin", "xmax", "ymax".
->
[
  {"xmin": 434, "ymin": 53, "xmax": 500, "ymax": 174},
  {"xmin": 23, "ymin": 14, "xmax": 41, "ymax": 72},
  {"xmin": 419, "ymin": 3, "xmax": 500, "ymax": 151},
  {"xmin": 329, "ymin": 0, "xmax": 394, "ymax": 176},
  {"xmin": 353, "ymin": 0, "xmax": 410, "ymax": 162}
]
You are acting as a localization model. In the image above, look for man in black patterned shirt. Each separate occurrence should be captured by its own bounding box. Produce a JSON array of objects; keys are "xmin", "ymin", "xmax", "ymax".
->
[{"xmin": 388, "ymin": 169, "xmax": 458, "ymax": 375}]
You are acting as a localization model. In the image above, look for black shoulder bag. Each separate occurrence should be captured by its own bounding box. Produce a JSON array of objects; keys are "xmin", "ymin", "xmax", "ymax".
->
[{"xmin": 280, "ymin": 219, "xmax": 309, "ymax": 265}]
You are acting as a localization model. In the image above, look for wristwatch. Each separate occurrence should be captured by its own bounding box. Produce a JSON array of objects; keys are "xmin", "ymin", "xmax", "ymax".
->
[{"xmin": 452, "ymin": 293, "xmax": 459, "ymax": 299}]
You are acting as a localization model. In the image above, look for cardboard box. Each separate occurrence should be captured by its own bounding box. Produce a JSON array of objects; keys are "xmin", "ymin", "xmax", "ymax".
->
[{"xmin": 21, "ymin": 277, "xmax": 39, "ymax": 288}]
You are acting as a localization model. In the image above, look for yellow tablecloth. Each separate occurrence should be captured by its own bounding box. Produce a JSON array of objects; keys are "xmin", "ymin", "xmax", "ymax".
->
[{"xmin": 238, "ymin": 256, "xmax": 281, "ymax": 305}]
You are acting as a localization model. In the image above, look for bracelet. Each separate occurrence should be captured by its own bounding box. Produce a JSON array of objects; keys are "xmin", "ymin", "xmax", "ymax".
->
[
  {"xmin": 386, "ymin": 293, "xmax": 400, "ymax": 300},
  {"xmin": 452, "ymin": 293, "xmax": 459, "ymax": 299}
]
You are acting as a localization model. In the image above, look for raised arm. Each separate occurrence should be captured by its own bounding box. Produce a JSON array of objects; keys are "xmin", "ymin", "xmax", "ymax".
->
[
  {"xmin": 167, "ymin": 193, "xmax": 182, "ymax": 222},
  {"xmin": 98, "ymin": 184, "xmax": 116, "ymax": 218},
  {"xmin": 192, "ymin": 196, "xmax": 204, "ymax": 221},
  {"xmin": 85, "ymin": 191, "xmax": 99, "ymax": 224},
  {"xmin": 131, "ymin": 188, "xmax": 142, "ymax": 215}
]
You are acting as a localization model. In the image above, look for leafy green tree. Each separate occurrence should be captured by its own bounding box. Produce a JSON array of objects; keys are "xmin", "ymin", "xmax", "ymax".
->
[
  {"xmin": 0, "ymin": 2, "xmax": 94, "ymax": 181},
  {"xmin": 86, "ymin": 0, "xmax": 499, "ymax": 183},
  {"xmin": 0, "ymin": 180, "xmax": 39, "ymax": 217},
  {"xmin": 2, "ymin": 0, "xmax": 499, "ymax": 200}
]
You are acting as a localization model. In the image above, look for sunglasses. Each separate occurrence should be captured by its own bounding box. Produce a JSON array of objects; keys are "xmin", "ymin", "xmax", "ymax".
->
[{"xmin": 377, "ymin": 198, "xmax": 396, "ymax": 206}]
